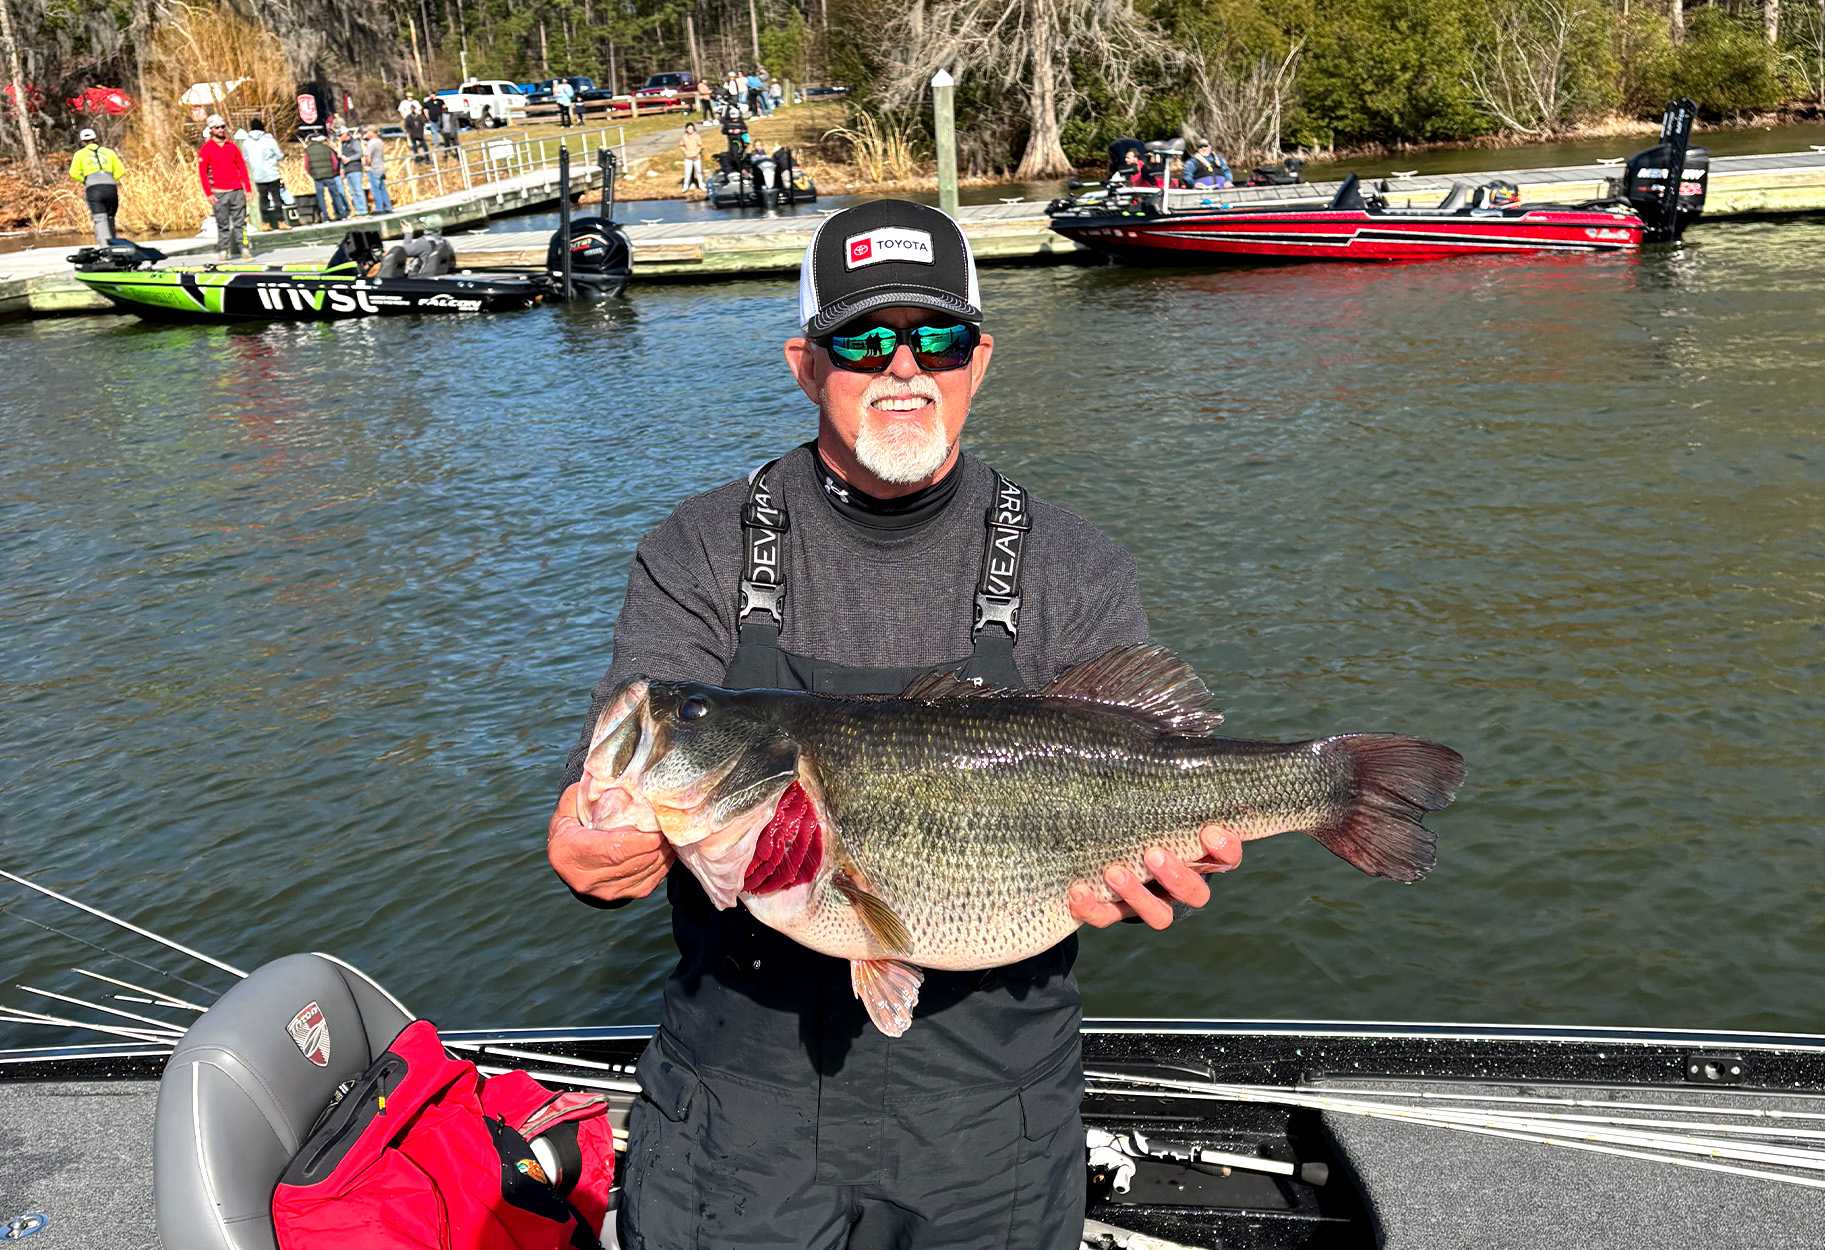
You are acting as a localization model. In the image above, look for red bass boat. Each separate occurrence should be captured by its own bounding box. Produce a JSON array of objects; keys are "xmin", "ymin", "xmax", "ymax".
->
[{"xmin": 1049, "ymin": 100, "xmax": 1708, "ymax": 266}]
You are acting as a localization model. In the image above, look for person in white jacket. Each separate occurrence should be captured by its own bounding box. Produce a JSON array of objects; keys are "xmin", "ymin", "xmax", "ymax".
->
[{"xmin": 239, "ymin": 119, "xmax": 289, "ymax": 231}]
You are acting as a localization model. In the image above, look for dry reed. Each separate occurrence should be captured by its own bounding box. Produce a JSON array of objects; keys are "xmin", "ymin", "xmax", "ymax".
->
[{"xmin": 822, "ymin": 108, "xmax": 924, "ymax": 183}]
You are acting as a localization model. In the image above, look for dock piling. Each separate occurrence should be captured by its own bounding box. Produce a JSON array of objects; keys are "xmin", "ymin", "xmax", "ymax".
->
[{"xmin": 933, "ymin": 69, "xmax": 959, "ymax": 218}]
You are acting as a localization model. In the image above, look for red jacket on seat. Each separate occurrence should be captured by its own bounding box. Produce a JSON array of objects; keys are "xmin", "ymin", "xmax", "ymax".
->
[{"xmin": 272, "ymin": 1019, "xmax": 616, "ymax": 1250}]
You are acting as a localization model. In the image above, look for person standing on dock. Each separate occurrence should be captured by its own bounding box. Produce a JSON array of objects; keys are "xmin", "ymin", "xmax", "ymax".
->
[
  {"xmin": 303, "ymin": 133, "xmax": 348, "ymax": 222},
  {"xmin": 197, "ymin": 115, "xmax": 252, "ymax": 261},
  {"xmin": 679, "ymin": 122, "xmax": 704, "ymax": 193},
  {"xmin": 438, "ymin": 106, "xmax": 460, "ymax": 153},
  {"xmin": 404, "ymin": 107, "xmax": 429, "ymax": 165},
  {"xmin": 363, "ymin": 128, "xmax": 394, "ymax": 214},
  {"xmin": 338, "ymin": 127, "xmax": 368, "ymax": 216},
  {"xmin": 68, "ymin": 128, "xmax": 125, "ymax": 245},
  {"xmin": 239, "ymin": 119, "xmax": 288, "ymax": 232},
  {"xmin": 425, "ymin": 94, "xmax": 447, "ymax": 145},
  {"xmin": 547, "ymin": 199, "xmax": 1241, "ymax": 1250}
]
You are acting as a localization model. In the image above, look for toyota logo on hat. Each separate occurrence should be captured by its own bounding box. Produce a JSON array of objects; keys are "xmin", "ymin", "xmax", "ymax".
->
[{"xmin": 799, "ymin": 200, "xmax": 980, "ymax": 337}]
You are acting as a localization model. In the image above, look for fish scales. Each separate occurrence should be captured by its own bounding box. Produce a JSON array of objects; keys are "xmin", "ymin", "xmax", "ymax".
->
[
  {"xmin": 579, "ymin": 645, "xmax": 1465, "ymax": 1035},
  {"xmin": 769, "ymin": 696, "xmax": 1352, "ymax": 966}
]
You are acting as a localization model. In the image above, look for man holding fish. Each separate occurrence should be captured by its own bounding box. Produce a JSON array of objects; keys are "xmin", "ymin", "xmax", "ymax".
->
[{"xmin": 547, "ymin": 200, "xmax": 1461, "ymax": 1249}]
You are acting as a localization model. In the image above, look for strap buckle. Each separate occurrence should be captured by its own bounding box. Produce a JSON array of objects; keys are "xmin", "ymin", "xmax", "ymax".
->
[
  {"xmin": 974, "ymin": 592, "xmax": 1020, "ymax": 637},
  {"xmin": 740, "ymin": 579, "xmax": 785, "ymax": 624}
]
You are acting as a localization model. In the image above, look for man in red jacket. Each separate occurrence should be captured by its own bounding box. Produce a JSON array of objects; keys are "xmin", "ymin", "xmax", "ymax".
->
[{"xmin": 197, "ymin": 113, "xmax": 253, "ymax": 261}]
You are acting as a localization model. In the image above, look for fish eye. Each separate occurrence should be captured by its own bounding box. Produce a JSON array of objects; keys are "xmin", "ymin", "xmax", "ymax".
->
[{"xmin": 679, "ymin": 696, "xmax": 711, "ymax": 722}]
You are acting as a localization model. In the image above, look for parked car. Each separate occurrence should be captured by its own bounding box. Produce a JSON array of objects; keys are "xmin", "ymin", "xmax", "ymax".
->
[
  {"xmin": 632, "ymin": 71, "xmax": 697, "ymax": 103},
  {"xmin": 804, "ymin": 84, "xmax": 851, "ymax": 99},
  {"xmin": 523, "ymin": 76, "xmax": 597, "ymax": 105},
  {"xmin": 437, "ymin": 79, "xmax": 527, "ymax": 127}
]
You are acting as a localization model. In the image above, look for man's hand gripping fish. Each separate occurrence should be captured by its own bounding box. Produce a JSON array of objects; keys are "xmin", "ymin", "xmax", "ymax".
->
[{"xmin": 576, "ymin": 645, "xmax": 1466, "ymax": 1038}]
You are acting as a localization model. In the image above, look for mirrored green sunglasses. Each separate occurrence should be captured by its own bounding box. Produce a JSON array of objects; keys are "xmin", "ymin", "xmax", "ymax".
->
[{"xmin": 819, "ymin": 322, "xmax": 980, "ymax": 373}]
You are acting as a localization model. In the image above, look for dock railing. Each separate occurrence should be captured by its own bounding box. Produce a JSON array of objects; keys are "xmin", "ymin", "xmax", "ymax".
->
[{"xmin": 376, "ymin": 125, "xmax": 628, "ymax": 209}]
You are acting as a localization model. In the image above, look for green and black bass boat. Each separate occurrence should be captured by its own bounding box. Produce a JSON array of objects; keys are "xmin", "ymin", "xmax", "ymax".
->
[{"xmin": 69, "ymin": 222, "xmax": 630, "ymax": 322}]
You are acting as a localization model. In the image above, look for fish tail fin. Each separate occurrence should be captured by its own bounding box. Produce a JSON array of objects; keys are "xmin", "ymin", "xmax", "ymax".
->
[{"xmin": 1309, "ymin": 735, "xmax": 1466, "ymax": 883}]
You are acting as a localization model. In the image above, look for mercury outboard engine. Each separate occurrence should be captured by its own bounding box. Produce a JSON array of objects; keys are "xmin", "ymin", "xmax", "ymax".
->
[
  {"xmin": 1624, "ymin": 97, "xmax": 1708, "ymax": 242},
  {"xmin": 67, "ymin": 240, "xmax": 166, "ymax": 272},
  {"xmin": 750, "ymin": 148, "xmax": 778, "ymax": 193},
  {"xmin": 546, "ymin": 216, "xmax": 631, "ymax": 299},
  {"xmin": 1246, "ymin": 156, "xmax": 1304, "ymax": 186}
]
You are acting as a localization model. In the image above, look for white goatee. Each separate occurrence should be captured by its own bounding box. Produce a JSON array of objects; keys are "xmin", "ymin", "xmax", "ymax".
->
[{"xmin": 854, "ymin": 374, "xmax": 951, "ymax": 484}]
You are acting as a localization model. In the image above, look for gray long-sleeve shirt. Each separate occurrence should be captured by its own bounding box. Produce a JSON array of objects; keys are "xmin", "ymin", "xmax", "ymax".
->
[{"xmin": 561, "ymin": 444, "xmax": 1150, "ymax": 789}]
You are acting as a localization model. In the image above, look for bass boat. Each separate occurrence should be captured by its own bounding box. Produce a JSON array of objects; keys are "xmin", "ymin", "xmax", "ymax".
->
[
  {"xmin": 1049, "ymin": 100, "xmax": 1709, "ymax": 267},
  {"xmin": 69, "ymin": 219, "xmax": 631, "ymax": 322},
  {"xmin": 6, "ymin": 869, "xmax": 1825, "ymax": 1250}
]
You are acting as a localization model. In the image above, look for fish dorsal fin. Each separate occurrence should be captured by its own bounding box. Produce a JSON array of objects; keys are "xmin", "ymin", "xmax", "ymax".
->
[
  {"xmin": 899, "ymin": 669, "xmax": 1016, "ymax": 702},
  {"xmin": 1041, "ymin": 644, "xmax": 1223, "ymax": 735},
  {"xmin": 830, "ymin": 871, "xmax": 913, "ymax": 956}
]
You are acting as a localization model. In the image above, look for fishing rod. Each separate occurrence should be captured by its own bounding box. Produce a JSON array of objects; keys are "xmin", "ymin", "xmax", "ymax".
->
[
  {"xmin": 1339, "ymin": 1085, "xmax": 1825, "ymax": 1124},
  {"xmin": 1, "ymin": 907, "xmax": 221, "ymax": 994},
  {"xmin": 72, "ymin": 967, "xmax": 207, "ymax": 1013},
  {"xmin": 1085, "ymin": 1072, "xmax": 1825, "ymax": 1189},
  {"xmin": 0, "ymin": 1005, "xmax": 180, "ymax": 1046},
  {"xmin": 1105, "ymin": 1077, "xmax": 1825, "ymax": 1145},
  {"xmin": 0, "ymin": 868, "xmax": 248, "ymax": 978},
  {"xmin": 16, "ymin": 984, "xmax": 195, "ymax": 1037},
  {"xmin": 1088, "ymin": 1082, "xmax": 1825, "ymax": 1173}
]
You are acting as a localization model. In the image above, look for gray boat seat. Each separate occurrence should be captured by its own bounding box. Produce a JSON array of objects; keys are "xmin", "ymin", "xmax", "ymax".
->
[
  {"xmin": 1435, "ymin": 183, "xmax": 1468, "ymax": 212},
  {"xmin": 153, "ymin": 952, "xmax": 414, "ymax": 1250}
]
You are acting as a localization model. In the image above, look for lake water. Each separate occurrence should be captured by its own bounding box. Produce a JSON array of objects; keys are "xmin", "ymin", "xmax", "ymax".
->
[{"xmin": 1, "ymin": 217, "xmax": 1821, "ymax": 1046}]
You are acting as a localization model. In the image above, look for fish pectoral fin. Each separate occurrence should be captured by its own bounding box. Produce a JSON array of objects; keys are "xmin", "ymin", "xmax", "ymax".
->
[
  {"xmin": 830, "ymin": 872, "xmax": 913, "ymax": 957},
  {"xmin": 850, "ymin": 958, "xmax": 924, "ymax": 1038}
]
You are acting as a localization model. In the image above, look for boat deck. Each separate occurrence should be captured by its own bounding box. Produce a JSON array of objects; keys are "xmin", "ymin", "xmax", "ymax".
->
[
  {"xmin": 9, "ymin": 1071, "xmax": 1825, "ymax": 1249},
  {"xmin": 0, "ymin": 1080, "xmax": 157, "ymax": 1250},
  {"xmin": 1325, "ymin": 1079, "xmax": 1825, "ymax": 1247}
]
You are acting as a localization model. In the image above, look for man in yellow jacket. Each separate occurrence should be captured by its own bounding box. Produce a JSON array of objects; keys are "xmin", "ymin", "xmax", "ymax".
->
[{"xmin": 69, "ymin": 128, "xmax": 127, "ymax": 244}]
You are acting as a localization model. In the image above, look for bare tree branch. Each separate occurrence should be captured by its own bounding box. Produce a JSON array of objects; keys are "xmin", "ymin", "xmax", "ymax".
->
[
  {"xmin": 1184, "ymin": 37, "xmax": 1303, "ymax": 166},
  {"xmin": 877, "ymin": 0, "xmax": 1178, "ymax": 178}
]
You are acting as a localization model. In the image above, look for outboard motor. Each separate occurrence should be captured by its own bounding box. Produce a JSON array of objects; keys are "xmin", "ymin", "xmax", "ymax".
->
[
  {"xmin": 1246, "ymin": 156, "xmax": 1304, "ymax": 186},
  {"xmin": 1624, "ymin": 97, "xmax": 1708, "ymax": 242},
  {"xmin": 67, "ymin": 239, "xmax": 166, "ymax": 272},
  {"xmin": 547, "ymin": 215, "xmax": 631, "ymax": 299},
  {"xmin": 751, "ymin": 150, "xmax": 778, "ymax": 193}
]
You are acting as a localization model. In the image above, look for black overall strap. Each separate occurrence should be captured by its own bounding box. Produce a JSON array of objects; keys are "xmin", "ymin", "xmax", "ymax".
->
[
  {"xmin": 962, "ymin": 471, "xmax": 1028, "ymax": 683},
  {"xmin": 738, "ymin": 458, "xmax": 789, "ymax": 644},
  {"xmin": 973, "ymin": 472, "xmax": 1029, "ymax": 641}
]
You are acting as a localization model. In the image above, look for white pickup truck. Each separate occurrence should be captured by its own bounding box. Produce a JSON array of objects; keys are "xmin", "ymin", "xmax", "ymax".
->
[{"xmin": 438, "ymin": 80, "xmax": 527, "ymax": 128}]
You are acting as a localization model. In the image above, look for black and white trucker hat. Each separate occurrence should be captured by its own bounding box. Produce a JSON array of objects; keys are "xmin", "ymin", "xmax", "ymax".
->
[{"xmin": 798, "ymin": 200, "xmax": 982, "ymax": 337}]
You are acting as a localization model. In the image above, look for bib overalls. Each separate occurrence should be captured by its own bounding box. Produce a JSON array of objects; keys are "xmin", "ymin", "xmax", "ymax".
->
[{"xmin": 617, "ymin": 461, "xmax": 1087, "ymax": 1250}]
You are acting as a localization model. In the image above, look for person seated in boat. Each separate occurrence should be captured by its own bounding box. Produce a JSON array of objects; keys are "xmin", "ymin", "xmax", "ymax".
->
[
  {"xmin": 546, "ymin": 199, "xmax": 1242, "ymax": 1250},
  {"xmin": 1122, "ymin": 147, "xmax": 1162, "ymax": 188},
  {"xmin": 1181, "ymin": 140, "xmax": 1232, "ymax": 190}
]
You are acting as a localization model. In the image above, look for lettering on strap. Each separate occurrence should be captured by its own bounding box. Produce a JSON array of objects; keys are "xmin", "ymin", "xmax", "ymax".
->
[
  {"xmin": 974, "ymin": 473, "xmax": 1029, "ymax": 638},
  {"xmin": 740, "ymin": 459, "xmax": 789, "ymax": 625}
]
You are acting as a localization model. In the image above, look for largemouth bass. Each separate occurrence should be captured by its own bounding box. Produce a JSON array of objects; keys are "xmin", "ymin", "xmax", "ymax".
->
[{"xmin": 577, "ymin": 646, "xmax": 1464, "ymax": 1037}]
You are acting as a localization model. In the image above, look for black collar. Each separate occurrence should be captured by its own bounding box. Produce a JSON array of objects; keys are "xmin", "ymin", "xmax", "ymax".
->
[{"xmin": 813, "ymin": 445, "xmax": 963, "ymax": 532}]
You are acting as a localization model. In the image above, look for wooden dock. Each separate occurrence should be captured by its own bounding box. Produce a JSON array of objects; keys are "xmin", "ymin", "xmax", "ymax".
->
[{"xmin": 7, "ymin": 148, "xmax": 1825, "ymax": 320}]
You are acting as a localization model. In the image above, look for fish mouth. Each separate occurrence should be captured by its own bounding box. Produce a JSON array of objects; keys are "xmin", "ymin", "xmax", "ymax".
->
[{"xmin": 577, "ymin": 680, "xmax": 660, "ymax": 831}]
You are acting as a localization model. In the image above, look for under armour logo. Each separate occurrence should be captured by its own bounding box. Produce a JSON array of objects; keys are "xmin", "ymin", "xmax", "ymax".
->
[{"xmin": 822, "ymin": 474, "xmax": 851, "ymax": 504}]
